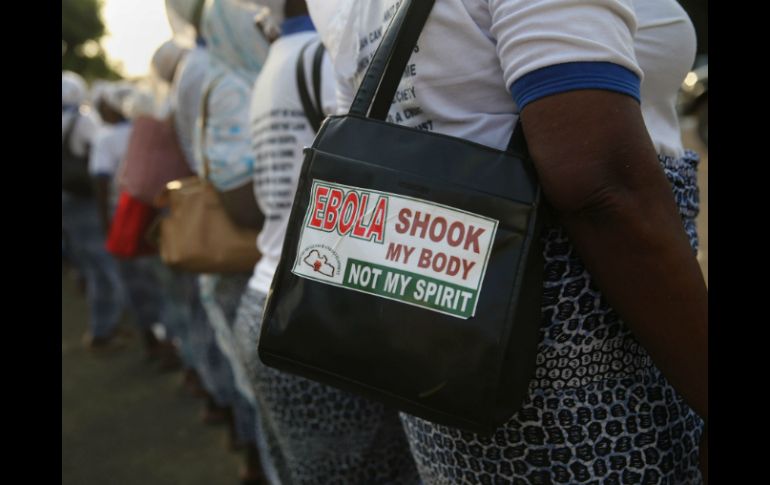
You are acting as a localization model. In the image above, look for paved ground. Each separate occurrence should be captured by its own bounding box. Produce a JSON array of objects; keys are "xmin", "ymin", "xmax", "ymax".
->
[{"xmin": 61, "ymin": 268, "xmax": 243, "ymax": 485}]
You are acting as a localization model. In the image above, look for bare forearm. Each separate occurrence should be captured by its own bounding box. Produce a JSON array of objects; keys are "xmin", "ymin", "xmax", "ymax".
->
[{"xmin": 559, "ymin": 178, "xmax": 708, "ymax": 420}]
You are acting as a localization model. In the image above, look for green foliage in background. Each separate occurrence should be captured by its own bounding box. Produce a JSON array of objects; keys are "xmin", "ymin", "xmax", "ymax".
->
[{"xmin": 62, "ymin": 0, "xmax": 122, "ymax": 81}]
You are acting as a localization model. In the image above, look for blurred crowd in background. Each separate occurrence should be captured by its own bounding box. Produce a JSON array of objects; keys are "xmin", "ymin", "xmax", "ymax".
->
[{"xmin": 62, "ymin": 1, "xmax": 708, "ymax": 484}]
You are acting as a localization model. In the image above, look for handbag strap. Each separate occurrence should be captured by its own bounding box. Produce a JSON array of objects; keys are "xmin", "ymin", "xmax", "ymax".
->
[
  {"xmin": 296, "ymin": 40, "xmax": 326, "ymax": 132},
  {"xmin": 312, "ymin": 41, "xmax": 325, "ymax": 116},
  {"xmin": 198, "ymin": 74, "xmax": 225, "ymax": 181},
  {"xmin": 349, "ymin": 0, "xmax": 434, "ymax": 120},
  {"xmin": 348, "ymin": 0, "xmax": 528, "ymax": 157}
]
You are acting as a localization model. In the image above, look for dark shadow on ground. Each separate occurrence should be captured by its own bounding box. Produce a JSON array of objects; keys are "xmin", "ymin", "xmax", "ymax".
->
[{"xmin": 62, "ymin": 268, "xmax": 242, "ymax": 485}]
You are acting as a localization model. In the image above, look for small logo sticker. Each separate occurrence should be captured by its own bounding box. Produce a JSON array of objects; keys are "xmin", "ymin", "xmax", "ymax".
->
[
  {"xmin": 303, "ymin": 249, "xmax": 335, "ymax": 277},
  {"xmin": 297, "ymin": 245, "xmax": 341, "ymax": 280}
]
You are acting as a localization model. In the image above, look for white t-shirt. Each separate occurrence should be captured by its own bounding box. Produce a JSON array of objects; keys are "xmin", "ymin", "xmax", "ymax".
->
[
  {"xmin": 309, "ymin": 0, "xmax": 696, "ymax": 158},
  {"xmin": 88, "ymin": 122, "xmax": 132, "ymax": 177},
  {"xmin": 89, "ymin": 121, "xmax": 133, "ymax": 209},
  {"xmin": 194, "ymin": 59, "xmax": 257, "ymax": 191},
  {"xmin": 171, "ymin": 45, "xmax": 209, "ymax": 173},
  {"xmin": 62, "ymin": 107, "xmax": 99, "ymax": 158},
  {"xmin": 247, "ymin": 30, "xmax": 338, "ymax": 293}
]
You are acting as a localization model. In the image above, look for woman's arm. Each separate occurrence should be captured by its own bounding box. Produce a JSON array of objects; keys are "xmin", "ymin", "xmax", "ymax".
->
[{"xmin": 521, "ymin": 88, "xmax": 708, "ymax": 425}]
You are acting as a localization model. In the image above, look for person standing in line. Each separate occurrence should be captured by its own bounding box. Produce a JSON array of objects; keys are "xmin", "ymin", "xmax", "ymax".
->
[
  {"xmin": 62, "ymin": 71, "xmax": 127, "ymax": 351},
  {"xmin": 165, "ymin": 0, "xmax": 241, "ymax": 425},
  {"xmin": 310, "ymin": 0, "xmax": 707, "ymax": 483},
  {"xmin": 140, "ymin": 38, "xmax": 191, "ymax": 373},
  {"xmin": 90, "ymin": 83, "xmax": 166, "ymax": 359},
  {"xmin": 192, "ymin": 1, "xmax": 272, "ymax": 481},
  {"xmin": 163, "ymin": 0, "xmax": 222, "ymax": 402},
  {"xmin": 231, "ymin": 2, "xmax": 421, "ymax": 483}
]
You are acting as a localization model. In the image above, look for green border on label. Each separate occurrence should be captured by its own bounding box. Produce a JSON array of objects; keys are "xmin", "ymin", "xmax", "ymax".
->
[{"xmin": 342, "ymin": 258, "xmax": 478, "ymax": 318}]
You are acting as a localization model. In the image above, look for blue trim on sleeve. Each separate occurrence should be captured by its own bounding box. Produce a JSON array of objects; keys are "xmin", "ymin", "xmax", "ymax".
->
[
  {"xmin": 510, "ymin": 62, "xmax": 641, "ymax": 110},
  {"xmin": 281, "ymin": 15, "xmax": 316, "ymax": 36}
]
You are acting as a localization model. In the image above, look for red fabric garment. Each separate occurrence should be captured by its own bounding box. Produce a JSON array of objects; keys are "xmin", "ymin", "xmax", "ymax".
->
[{"xmin": 106, "ymin": 191, "xmax": 158, "ymax": 258}]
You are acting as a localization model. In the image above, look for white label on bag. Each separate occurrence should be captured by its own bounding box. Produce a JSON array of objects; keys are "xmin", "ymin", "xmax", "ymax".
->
[{"xmin": 291, "ymin": 180, "xmax": 498, "ymax": 319}]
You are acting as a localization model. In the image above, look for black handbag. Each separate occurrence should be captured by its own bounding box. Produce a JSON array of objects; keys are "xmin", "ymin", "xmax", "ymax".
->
[{"xmin": 259, "ymin": 0, "xmax": 546, "ymax": 435}]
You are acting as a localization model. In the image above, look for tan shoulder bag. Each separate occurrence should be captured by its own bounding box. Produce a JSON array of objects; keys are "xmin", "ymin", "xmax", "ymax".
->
[{"xmin": 159, "ymin": 76, "xmax": 261, "ymax": 273}]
